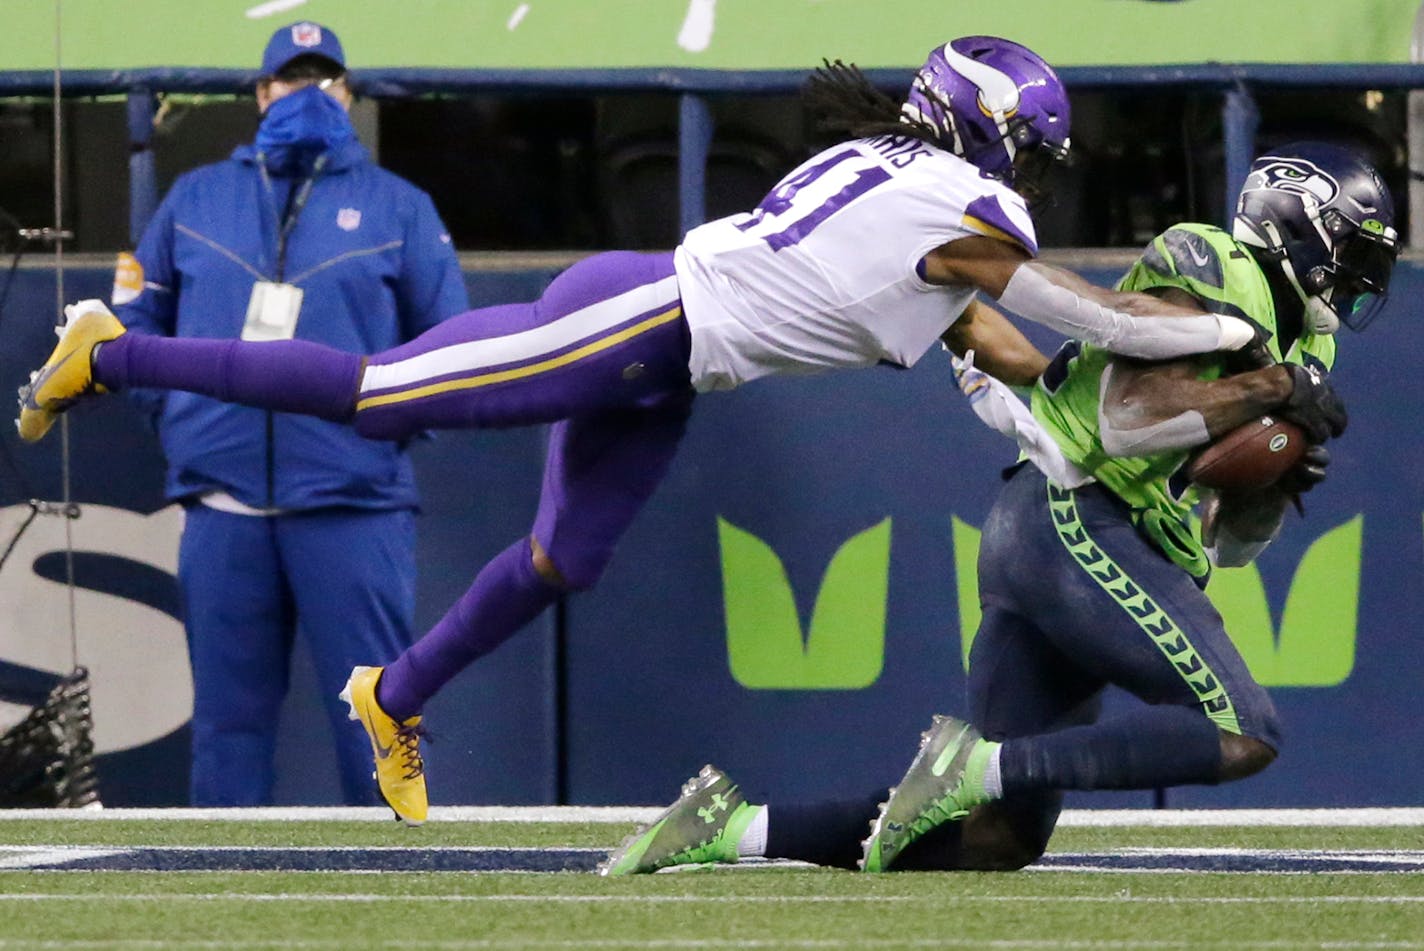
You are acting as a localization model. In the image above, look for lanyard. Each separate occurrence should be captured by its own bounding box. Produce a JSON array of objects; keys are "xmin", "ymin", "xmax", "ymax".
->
[{"xmin": 256, "ymin": 152, "xmax": 328, "ymax": 282}]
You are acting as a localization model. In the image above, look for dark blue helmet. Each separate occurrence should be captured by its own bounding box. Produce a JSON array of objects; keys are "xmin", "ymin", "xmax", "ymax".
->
[
  {"xmin": 901, "ymin": 36, "xmax": 1070, "ymax": 193},
  {"xmin": 1232, "ymin": 142, "xmax": 1399, "ymax": 334}
]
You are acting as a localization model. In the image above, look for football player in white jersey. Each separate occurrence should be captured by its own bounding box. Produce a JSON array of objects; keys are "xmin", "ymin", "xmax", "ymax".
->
[{"xmin": 21, "ymin": 36, "xmax": 1273, "ymax": 824}]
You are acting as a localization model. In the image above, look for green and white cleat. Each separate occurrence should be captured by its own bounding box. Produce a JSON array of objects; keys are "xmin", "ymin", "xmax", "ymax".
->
[
  {"xmin": 598, "ymin": 765, "xmax": 758, "ymax": 876},
  {"xmin": 860, "ymin": 715, "xmax": 996, "ymax": 872}
]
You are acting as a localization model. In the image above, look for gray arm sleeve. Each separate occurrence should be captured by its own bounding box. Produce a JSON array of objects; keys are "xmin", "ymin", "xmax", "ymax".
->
[
  {"xmin": 995, "ymin": 265, "xmax": 1256, "ymax": 360},
  {"xmin": 1099, "ymin": 410, "xmax": 1210, "ymax": 456},
  {"xmin": 1096, "ymin": 364, "xmax": 1211, "ymax": 457}
]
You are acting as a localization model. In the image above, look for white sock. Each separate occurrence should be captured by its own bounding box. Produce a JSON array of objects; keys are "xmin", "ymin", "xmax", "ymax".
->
[
  {"xmin": 736, "ymin": 804, "xmax": 768, "ymax": 858},
  {"xmin": 982, "ymin": 743, "xmax": 1004, "ymax": 799}
]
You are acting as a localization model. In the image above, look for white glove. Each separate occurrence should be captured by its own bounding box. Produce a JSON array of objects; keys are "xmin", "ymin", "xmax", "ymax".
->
[{"xmin": 951, "ymin": 349, "xmax": 1094, "ymax": 489}]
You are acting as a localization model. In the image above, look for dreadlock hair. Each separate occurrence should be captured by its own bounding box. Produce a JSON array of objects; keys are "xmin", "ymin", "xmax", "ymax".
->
[{"xmin": 802, "ymin": 59, "xmax": 954, "ymax": 153}]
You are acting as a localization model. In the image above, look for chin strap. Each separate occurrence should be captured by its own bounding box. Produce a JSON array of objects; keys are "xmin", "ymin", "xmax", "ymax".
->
[
  {"xmin": 1276, "ymin": 253, "xmax": 1340, "ymax": 336},
  {"xmin": 1251, "ymin": 218, "xmax": 1340, "ymax": 337}
]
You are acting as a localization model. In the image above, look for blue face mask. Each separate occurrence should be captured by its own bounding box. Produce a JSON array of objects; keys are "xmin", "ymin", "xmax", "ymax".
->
[{"xmin": 255, "ymin": 84, "xmax": 355, "ymax": 174}]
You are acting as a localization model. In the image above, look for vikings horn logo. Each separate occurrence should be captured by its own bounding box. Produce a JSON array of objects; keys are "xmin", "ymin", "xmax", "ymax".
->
[{"xmin": 1243, "ymin": 158, "xmax": 1339, "ymax": 207}]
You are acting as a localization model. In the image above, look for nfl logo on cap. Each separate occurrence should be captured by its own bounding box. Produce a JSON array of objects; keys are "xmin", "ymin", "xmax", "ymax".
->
[
  {"xmin": 262, "ymin": 21, "xmax": 345, "ymax": 76},
  {"xmin": 292, "ymin": 23, "xmax": 323, "ymax": 48}
]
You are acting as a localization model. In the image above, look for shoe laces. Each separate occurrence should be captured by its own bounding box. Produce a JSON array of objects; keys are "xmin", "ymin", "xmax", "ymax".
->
[{"xmin": 394, "ymin": 722, "xmax": 427, "ymax": 780}]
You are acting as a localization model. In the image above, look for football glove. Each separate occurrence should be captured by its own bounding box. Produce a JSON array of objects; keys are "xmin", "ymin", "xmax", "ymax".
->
[
  {"xmin": 1279, "ymin": 364, "xmax": 1347, "ymax": 443},
  {"xmin": 1277, "ymin": 444, "xmax": 1330, "ymax": 496}
]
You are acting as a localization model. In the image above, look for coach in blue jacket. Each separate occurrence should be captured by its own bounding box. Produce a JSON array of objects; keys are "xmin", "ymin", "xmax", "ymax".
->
[{"xmin": 113, "ymin": 21, "xmax": 469, "ymax": 805}]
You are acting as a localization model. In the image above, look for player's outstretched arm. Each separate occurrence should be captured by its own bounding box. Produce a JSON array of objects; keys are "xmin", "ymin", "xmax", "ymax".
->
[
  {"xmin": 922, "ymin": 236, "xmax": 1258, "ymax": 360},
  {"xmin": 940, "ymin": 299, "xmax": 1048, "ymax": 387}
]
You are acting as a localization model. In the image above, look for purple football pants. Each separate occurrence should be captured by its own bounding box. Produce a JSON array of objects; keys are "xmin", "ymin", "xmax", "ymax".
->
[{"xmin": 97, "ymin": 251, "xmax": 694, "ymax": 718}]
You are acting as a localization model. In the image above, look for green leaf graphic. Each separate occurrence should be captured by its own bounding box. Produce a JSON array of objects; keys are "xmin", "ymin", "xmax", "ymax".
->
[
  {"xmin": 951, "ymin": 516, "xmax": 983, "ymax": 672},
  {"xmin": 1207, "ymin": 516, "xmax": 1361, "ymax": 687},
  {"xmin": 719, "ymin": 517, "xmax": 890, "ymax": 690},
  {"xmin": 952, "ymin": 515, "xmax": 1361, "ymax": 688}
]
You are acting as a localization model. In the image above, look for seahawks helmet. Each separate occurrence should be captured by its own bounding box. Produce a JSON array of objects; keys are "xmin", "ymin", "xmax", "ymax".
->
[
  {"xmin": 1233, "ymin": 142, "xmax": 1399, "ymax": 334},
  {"xmin": 901, "ymin": 36, "xmax": 1071, "ymax": 192}
]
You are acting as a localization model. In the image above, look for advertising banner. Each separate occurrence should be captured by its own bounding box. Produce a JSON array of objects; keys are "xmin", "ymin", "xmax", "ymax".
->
[
  {"xmin": 3, "ymin": 1, "xmax": 1416, "ymax": 72},
  {"xmin": 1, "ymin": 259, "xmax": 1419, "ymax": 807}
]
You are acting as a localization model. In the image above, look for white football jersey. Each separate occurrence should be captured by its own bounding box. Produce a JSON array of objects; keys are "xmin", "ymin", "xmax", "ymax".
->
[{"xmin": 674, "ymin": 134, "xmax": 1037, "ymax": 392}]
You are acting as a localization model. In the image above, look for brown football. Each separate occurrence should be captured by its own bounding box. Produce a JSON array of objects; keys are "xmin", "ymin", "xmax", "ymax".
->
[{"xmin": 1185, "ymin": 416, "xmax": 1308, "ymax": 490}]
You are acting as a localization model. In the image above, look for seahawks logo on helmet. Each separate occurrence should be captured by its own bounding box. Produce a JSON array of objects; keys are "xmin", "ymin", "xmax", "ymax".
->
[{"xmin": 1243, "ymin": 158, "xmax": 1339, "ymax": 208}]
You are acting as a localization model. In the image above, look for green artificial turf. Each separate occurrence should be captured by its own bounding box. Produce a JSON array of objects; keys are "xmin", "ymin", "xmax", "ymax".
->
[{"xmin": 0, "ymin": 819, "xmax": 1420, "ymax": 949}]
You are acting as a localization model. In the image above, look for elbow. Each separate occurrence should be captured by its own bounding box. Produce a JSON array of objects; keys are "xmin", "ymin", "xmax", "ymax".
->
[
  {"xmin": 1098, "ymin": 426, "xmax": 1131, "ymax": 458},
  {"xmin": 1098, "ymin": 403, "xmax": 1210, "ymax": 458},
  {"xmin": 1097, "ymin": 405, "xmax": 1144, "ymax": 457}
]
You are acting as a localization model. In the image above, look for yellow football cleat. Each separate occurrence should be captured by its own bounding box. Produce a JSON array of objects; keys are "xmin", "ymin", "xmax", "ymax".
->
[
  {"xmin": 340, "ymin": 665, "xmax": 428, "ymax": 826},
  {"xmin": 16, "ymin": 299, "xmax": 126, "ymax": 443}
]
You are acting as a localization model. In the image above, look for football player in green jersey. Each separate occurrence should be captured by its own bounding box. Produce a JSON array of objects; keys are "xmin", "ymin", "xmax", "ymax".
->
[{"xmin": 602, "ymin": 142, "xmax": 1398, "ymax": 876}]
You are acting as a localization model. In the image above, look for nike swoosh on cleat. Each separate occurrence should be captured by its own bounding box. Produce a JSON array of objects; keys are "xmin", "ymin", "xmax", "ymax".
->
[
  {"xmin": 360, "ymin": 710, "xmax": 394, "ymax": 759},
  {"xmin": 930, "ymin": 726, "xmax": 970, "ymax": 777},
  {"xmin": 1186, "ymin": 242, "xmax": 1211, "ymax": 267},
  {"xmin": 24, "ymin": 352, "xmax": 75, "ymax": 408}
]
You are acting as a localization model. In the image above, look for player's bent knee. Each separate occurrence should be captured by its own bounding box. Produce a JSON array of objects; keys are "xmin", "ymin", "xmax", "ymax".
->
[
  {"xmin": 1217, "ymin": 731, "xmax": 1277, "ymax": 782},
  {"xmin": 529, "ymin": 535, "xmax": 606, "ymax": 591},
  {"xmin": 957, "ymin": 799, "xmax": 1057, "ymax": 871},
  {"xmin": 544, "ymin": 556, "xmax": 604, "ymax": 591},
  {"xmin": 960, "ymin": 835, "xmax": 1045, "ymax": 871},
  {"xmin": 529, "ymin": 538, "xmax": 569, "ymax": 588}
]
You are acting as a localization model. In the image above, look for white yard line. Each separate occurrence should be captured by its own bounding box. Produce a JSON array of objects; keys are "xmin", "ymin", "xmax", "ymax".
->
[
  {"xmin": 1, "ymin": 806, "xmax": 1422, "ymax": 826},
  {"xmin": 0, "ymin": 806, "xmax": 660, "ymax": 823},
  {"xmin": 1, "ymin": 893, "xmax": 1423, "ymax": 904},
  {"xmin": 0, "ymin": 939, "xmax": 1422, "ymax": 950}
]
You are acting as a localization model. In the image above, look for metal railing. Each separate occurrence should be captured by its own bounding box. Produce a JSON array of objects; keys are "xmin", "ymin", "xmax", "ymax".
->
[{"xmin": 4, "ymin": 63, "xmax": 1424, "ymax": 244}]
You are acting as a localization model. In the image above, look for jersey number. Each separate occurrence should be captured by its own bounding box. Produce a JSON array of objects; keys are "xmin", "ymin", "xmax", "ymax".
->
[{"xmin": 736, "ymin": 148, "xmax": 891, "ymax": 251}]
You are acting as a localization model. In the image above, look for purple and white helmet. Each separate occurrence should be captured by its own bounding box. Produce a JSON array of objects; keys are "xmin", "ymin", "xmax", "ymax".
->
[{"xmin": 901, "ymin": 36, "xmax": 1071, "ymax": 185}]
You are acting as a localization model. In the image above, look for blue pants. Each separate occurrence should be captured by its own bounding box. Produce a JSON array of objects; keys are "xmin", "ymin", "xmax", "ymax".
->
[
  {"xmin": 179, "ymin": 505, "xmax": 416, "ymax": 806},
  {"xmin": 972, "ymin": 465, "xmax": 1280, "ymax": 750}
]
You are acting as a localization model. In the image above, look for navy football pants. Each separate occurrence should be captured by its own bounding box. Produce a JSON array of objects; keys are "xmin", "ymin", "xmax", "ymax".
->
[
  {"xmin": 179, "ymin": 505, "xmax": 416, "ymax": 806},
  {"xmin": 973, "ymin": 464, "xmax": 1281, "ymax": 748},
  {"xmin": 963, "ymin": 464, "xmax": 1282, "ymax": 846}
]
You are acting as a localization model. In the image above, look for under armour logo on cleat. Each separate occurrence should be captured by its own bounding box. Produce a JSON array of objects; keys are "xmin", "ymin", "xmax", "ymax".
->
[{"xmin": 698, "ymin": 793, "xmax": 731, "ymax": 823}]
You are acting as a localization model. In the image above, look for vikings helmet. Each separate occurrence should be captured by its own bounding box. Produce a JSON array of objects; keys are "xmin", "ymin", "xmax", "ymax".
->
[
  {"xmin": 901, "ymin": 36, "xmax": 1071, "ymax": 190},
  {"xmin": 1233, "ymin": 142, "xmax": 1399, "ymax": 334}
]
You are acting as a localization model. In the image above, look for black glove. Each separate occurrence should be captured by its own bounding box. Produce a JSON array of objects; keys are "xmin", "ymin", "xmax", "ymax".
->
[
  {"xmin": 1277, "ymin": 444, "xmax": 1330, "ymax": 495},
  {"xmin": 1223, "ymin": 326, "xmax": 1276, "ymax": 374},
  {"xmin": 1279, "ymin": 364, "xmax": 1347, "ymax": 443}
]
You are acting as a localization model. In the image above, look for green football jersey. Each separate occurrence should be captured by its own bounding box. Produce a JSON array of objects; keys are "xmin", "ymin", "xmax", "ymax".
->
[{"xmin": 1030, "ymin": 223, "xmax": 1336, "ymax": 573}]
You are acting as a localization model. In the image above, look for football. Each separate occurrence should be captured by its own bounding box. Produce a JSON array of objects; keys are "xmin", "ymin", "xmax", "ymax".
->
[{"xmin": 1185, "ymin": 415, "xmax": 1308, "ymax": 490}]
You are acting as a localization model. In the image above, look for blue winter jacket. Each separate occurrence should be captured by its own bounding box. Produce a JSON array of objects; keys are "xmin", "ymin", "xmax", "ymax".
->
[{"xmin": 115, "ymin": 138, "xmax": 469, "ymax": 511}]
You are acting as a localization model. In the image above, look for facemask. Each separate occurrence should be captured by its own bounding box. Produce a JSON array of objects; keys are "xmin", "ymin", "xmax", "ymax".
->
[{"xmin": 255, "ymin": 84, "xmax": 355, "ymax": 174}]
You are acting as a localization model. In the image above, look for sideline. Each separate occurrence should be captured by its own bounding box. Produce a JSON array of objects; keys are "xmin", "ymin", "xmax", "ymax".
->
[{"xmin": 0, "ymin": 806, "xmax": 1422, "ymax": 826}]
